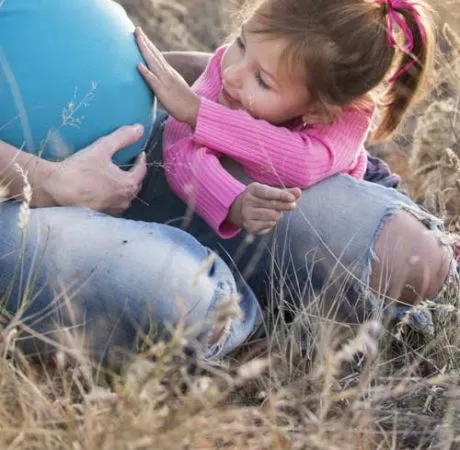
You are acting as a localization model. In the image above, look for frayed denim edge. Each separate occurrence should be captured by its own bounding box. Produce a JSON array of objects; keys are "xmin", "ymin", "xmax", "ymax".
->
[{"xmin": 359, "ymin": 202, "xmax": 451, "ymax": 318}]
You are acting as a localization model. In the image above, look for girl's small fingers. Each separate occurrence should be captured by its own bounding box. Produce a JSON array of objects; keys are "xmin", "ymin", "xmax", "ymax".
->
[
  {"xmin": 138, "ymin": 64, "xmax": 158, "ymax": 86},
  {"xmin": 136, "ymin": 32, "xmax": 150, "ymax": 53},
  {"xmin": 258, "ymin": 227, "xmax": 275, "ymax": 235},
  {"xmin": 137, "ymin": 34, "xmax": 163, "ymax": 68},
  {"xmin": 245, "ymin": 221, "xmax": 277, "ymax": 235},
  {"xmin": 137, "ymin": 38, "xmax": 156, "ymax": 67},
  {"xmin": 288, "ymin": 187, "xmax": 302, "ymax": 200},
  {"xmin": 137, "ymin": 30, "xmax": 166, "ymax": 63},
  {"xmin": 137, "ymin": 27, "xmax": 156, "ymax": 51},
  {"xmin": 252, "ymin": 198, "xmax": 296, "ymax": 212},
  {"xmin": 250, "ymin": 182, "xmax": 296, "ymax": 203},
  {"xmin": 246, "ymin": 208, "xmax": 283, "ymax": 222}
]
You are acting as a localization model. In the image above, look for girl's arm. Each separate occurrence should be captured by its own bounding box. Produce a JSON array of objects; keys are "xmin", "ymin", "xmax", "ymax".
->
[
  {"xmin": 162, "ymin": 51, "xmax": 212, "ymax": 86},
  {"xmin": 164, "ymin": 139, "xmax": 246, "ymax": 238},
  {"xmin": 165, "ymin": 140, "xmax": 298, "ymax": 238},
  {"xmin": 193, "ymin": 98, "xmax": 371, "ymax": 188}
]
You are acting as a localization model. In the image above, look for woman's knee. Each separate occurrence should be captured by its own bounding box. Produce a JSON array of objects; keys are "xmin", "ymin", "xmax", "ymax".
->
[
  {"xmin": 0, "ymin": 204, "xmax": 243, "ymax": 359},
  {"xmin": 370, "ymin": 209, "xmax": 452, "ymax": 304}
]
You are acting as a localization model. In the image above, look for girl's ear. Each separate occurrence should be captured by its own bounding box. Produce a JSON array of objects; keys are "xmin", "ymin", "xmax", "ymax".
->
[{"xmin": 302, "ymin": 103, "xmax": 342, "ymax": 125}]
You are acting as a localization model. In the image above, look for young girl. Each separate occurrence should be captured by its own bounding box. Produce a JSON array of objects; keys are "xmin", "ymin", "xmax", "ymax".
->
[{"xmin": 135, "ymin": 0, "xmax": 435, "ymax": 239}]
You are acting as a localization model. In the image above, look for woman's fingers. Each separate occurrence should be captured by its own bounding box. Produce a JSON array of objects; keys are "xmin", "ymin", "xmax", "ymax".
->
[
  {"xmin": 89, "ymin": 124, "xmax": 144, "ymax": 159},
  {"xmin": 129, "ymin": 152, "xmax": 148, "ymax": 190}
]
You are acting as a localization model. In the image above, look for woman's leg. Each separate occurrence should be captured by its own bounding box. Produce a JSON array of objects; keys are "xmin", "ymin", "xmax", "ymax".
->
[
  {"xmin": 269, "ymin": 175, "xmax": 455, "ymax": 322},
  {"xmin": 0, "ymin": 202, "xmax": 261, "ymax": 366},
  {"xmin": 128, "ymin": 135, "xmax": 455, "ymax": 323},
  {"xmin": 371, "ymin": 210, "xmax": 452, "ymax": 304}
]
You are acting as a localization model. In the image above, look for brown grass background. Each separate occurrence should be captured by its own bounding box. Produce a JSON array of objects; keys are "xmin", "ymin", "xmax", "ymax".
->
[{"xmin": 1, "ymin": 1, "xmax": 460, "ymax": 449}]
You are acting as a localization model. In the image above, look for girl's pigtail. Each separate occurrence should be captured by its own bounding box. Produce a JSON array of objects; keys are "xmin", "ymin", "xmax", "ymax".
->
[{"xmin": 374, "ymin": 1, "xmax": 435, "ymax": 141}]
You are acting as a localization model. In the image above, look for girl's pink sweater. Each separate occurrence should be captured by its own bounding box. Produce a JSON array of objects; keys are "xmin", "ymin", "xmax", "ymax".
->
[{"xmin": 163, "ymin": 46, "xmax": 371, "ymax": 238}]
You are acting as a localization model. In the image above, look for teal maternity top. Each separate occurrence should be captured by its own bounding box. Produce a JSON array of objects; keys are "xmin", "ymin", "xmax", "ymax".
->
[{"xmin": 0, "ymin": 0, "xmax": 154, "ymax": 164}]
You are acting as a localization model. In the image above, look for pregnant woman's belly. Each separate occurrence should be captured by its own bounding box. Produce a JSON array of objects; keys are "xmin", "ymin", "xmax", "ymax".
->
[{"xmin": 0, "ymin": 0, "xmax": 154, "ymax": 165}]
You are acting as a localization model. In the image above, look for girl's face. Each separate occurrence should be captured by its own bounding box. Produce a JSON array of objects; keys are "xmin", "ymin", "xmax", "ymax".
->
[{"xmin": 219, "ymin": 27, "xmax": 313, "ymax": 125}]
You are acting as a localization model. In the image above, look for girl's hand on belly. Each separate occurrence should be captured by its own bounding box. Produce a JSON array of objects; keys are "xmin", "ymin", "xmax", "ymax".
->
[
  {"xmin": 135, "ymin": 27, "xmax": 200, "ymax": 128},
  {"xmin": 42, "ymin": 125, "xmax": 147, "ymax": 215}
]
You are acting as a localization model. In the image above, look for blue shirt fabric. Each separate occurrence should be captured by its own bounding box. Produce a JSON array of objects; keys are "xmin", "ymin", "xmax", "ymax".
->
[{"xmin": 0, "ymin": 0, "xmax": 154, "ymax": 165}]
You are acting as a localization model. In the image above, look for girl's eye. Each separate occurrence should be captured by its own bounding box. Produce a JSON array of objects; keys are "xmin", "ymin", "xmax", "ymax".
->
[
  {"xmin": 255, "ymin": 73, "xmax": 269, "ymax": 89},
  {"xmin": 236, "ymin": 36, "xmax": 245, "ymax": 51}
]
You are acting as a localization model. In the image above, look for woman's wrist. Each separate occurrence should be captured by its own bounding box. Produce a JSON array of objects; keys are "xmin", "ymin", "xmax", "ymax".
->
[
  {"xmin": 0, "ymin": 140, "xmax": 58, "ymax": 207},
  {"xmin": 30, "ymin": 159, "xmax": 60, "ymax": 207}
]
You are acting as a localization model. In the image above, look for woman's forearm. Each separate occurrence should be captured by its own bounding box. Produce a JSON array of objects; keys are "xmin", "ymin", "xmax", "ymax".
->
[
  {"xmin": 0, "ymin": 140, "xmax": 56, "ymax": 207},
  {"xmin": 162, "ymin": 51, "xmax": 212, "ymax": 86}
]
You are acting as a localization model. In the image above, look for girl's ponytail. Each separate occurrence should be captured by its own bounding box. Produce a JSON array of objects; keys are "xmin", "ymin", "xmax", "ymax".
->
[{"xmin": 374, "ymin": 0, "xmax": 435, "ymax": 141}]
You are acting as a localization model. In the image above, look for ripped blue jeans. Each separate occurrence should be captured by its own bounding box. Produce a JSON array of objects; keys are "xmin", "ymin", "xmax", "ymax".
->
[
  {"xmin": 126, "ymin": 114, "xmax": 454, "ymax": 325},
  {"xmin": 0, "ymin": 202, "xmax": 261, "ymax": 365}
]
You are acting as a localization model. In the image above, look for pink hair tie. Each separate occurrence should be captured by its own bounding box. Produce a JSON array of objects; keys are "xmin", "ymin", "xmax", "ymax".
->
[{"xmin": 376, "ymin": 0, "xmax": 427, "ymax": 82}]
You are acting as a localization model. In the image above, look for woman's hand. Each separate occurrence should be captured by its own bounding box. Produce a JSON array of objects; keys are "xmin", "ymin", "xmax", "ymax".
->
[
  {"xmin": 135, "ymin": 27, "xmax": 200, "ymax": 127},
  {"xmin": 228, "ymin": 183, "xmax": 301, "ymax": 235},
  {"xmin": 42, "ymin": 125, "xmax": 147, "ymax": 214}
]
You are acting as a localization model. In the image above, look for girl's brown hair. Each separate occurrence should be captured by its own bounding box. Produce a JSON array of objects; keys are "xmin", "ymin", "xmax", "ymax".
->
[{"xmin": 239, "ymin": 0, "xmax": 436, "ymax": 141}]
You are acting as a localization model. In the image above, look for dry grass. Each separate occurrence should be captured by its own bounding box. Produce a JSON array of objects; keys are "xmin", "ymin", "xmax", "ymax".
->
[
  {"xmin": 3, "ymin": 296, "xmax": 460, "ymax": 449},
  {"xmin": 2, "ymin": 0, "xmax": 460, "ymax": 448}
]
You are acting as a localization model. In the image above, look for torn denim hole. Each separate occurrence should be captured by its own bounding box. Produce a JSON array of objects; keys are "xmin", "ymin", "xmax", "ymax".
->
[{"xmin": 358, "ymin": 202, "xmax": 455, "ymax": 321}]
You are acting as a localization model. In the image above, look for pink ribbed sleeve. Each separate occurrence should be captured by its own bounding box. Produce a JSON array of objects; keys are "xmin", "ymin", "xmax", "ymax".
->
[
  {"xmin": 164, "ymin": 140, "xmax": 246, "ymax": 238},
  {"xmin": 194, "ymin": 97, "xmax": 370, "ymax": 187}
]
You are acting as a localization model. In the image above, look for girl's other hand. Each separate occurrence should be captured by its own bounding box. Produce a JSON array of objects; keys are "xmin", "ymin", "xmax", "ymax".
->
[
  {"xmin": 135, "ymin": 27, "xmax": 200, "ymax": 127},
  {"xmin": 229, "ymin": 182, "xmax": 301, "ymax": 235},
  {"xmin": 43, "ymin": 125, "xmax": 147, "ymax": 215}
]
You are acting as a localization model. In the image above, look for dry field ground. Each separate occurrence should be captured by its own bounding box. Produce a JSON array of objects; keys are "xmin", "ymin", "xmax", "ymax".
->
[{"xmin": 2, "ymin": 1, "xmax": 460, "ymax": 449}]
